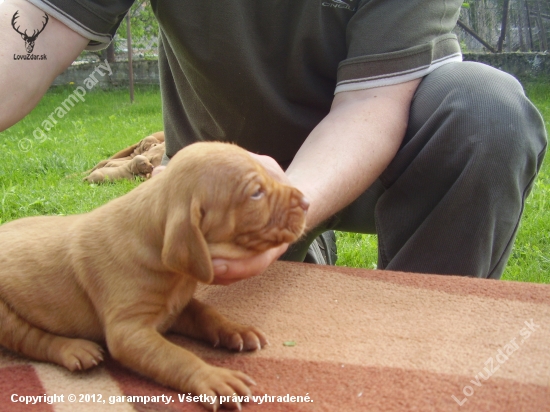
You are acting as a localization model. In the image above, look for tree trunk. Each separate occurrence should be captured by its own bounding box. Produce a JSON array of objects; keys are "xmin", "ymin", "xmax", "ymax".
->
[
  {"xmin": 525, "ymin": 0, "xmax": 535, "ymax": 50},
  {"xmin": 535, "ymin": 0, "xmax": 548, "ymax": 51},
  {"xmin": 518, "ymin": 1, "xmax": 526, "ymax": 52},
  {"xmin": 126, "ymin": 14, "xmax": 134, "ymax": 103},
  {"xmin": 497, "ymin": 0, "xmax": 511, "ymax": 52},
  {"xmin": 106, "ymin": 43, "xmax": 116, "ymax": 63}
]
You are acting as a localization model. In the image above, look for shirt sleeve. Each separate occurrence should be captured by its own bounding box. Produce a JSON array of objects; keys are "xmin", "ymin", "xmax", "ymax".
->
[
  {"xmin": 27, "ymin": 0, "xmax": 134, "ymax": 50},
  {"xmin": 336, "ymin": 0, "xmax": 464, "ymax": 93}
]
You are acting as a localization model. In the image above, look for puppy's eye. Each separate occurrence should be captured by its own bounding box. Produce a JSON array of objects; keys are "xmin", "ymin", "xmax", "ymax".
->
[{"xmin": 251, "ymin": 188, "xmax": 264, "ymax": 200}]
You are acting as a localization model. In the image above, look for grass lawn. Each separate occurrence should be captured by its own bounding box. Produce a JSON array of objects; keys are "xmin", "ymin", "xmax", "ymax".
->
[
  {"xmin": 0, "ymin": 86, "xmax": 162, "ymax": 221},
  {"xmin": 0, "ymin": 80, "xmax": 548, "ymax": 283}
]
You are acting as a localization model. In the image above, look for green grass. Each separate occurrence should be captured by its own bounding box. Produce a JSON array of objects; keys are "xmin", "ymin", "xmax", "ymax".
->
[
  {"xmin": 501, "ymin": 80, "xmax": 550, "ymax": 282},
  {"xmin": 0, "ymin": 80, "xmax": 548, "ymax": 283},
  {"xmin": 0, "ymin": 85, "xmax": 162, "ymax": 223}
]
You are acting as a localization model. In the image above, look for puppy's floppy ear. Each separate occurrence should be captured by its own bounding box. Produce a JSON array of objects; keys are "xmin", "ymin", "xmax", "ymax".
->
[{"xmin": 161, "ymin": 196, "xmax": 214, "ymax": 283}]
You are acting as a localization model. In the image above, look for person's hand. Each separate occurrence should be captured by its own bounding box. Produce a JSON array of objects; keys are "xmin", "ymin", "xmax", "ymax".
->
[{"xmin": 211, "ymin": 243, "xmax": 288, "ymax": 285}]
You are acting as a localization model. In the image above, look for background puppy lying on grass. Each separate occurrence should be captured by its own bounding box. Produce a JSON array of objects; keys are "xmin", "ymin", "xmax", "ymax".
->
[
  {"xmin": 84, "ymin": 154, "xmax": 154, "ymax": 183},
  {"xmin": 107, "ymin": 131, "xmax": 165, "ymax": 161},
  {"xmin": 144, "ymin": 141, "xmax": 166, "ymax": 167},
  {"xmin": 0, "ymin": 142, "xmax": 308, "ymax": 411},
  {"xmin": 88, "ymin": 131, "xmax": 164, "ymax": 173}
]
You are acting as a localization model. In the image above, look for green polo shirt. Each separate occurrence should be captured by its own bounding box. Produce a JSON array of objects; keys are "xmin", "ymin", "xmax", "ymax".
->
[{"xmin": 30, "ymin": 0, "xmax": 463, "ymax": 166}]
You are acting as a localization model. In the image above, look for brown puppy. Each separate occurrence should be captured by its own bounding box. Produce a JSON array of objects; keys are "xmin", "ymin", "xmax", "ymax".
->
[
  {"xmin": 110, "ymin": 134, "xmax": 164, "ymax": 159},
  {"xmin": 144, "ymin": 141, "xmax": 166, "ymax": 167},
  {"xmin": 151, "ymin": 131, "xmax": 165, "ymax": 143},
  {"xmin": 102, "ymin": 158, "xmax": 132, "ymax": 168},
  {"xmin": 0, "ymin": 142, "xmax": 307, "ymax": 411},
  {"xmin": 84, "ymin": 155, "xmax": 154, "ymax": 183},
  {"xmin": 105, "ymin": 141, "xmax": 165, "ymax": 168},
  {"xmin": 127, "ymin": 135, "xmax": 161, "ymax": 156},
  {"xmin": 89, "ymin": 135, "xmax": 163, "ymax": 172}
]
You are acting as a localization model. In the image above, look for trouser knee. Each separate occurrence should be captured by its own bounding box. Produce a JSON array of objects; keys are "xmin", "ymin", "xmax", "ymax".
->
[
  {"xmin": 375, "ymin": 62, "xmax": 546, "ymax": 277},
  {"xmin": 384, "ymin": 62, "xmax": 547, "ymax": 191}
]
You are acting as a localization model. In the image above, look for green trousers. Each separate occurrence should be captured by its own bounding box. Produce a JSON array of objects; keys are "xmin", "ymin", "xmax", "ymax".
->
[{"xmin": 282, "ymin": 62, "xmax": 547, "ymax": 279}]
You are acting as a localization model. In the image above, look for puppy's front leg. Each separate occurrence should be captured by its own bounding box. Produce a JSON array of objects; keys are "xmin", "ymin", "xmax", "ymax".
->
[
  {"xmin": 106, "ymin": 323, "xmax": 253, "ymax": 411},
  {"xmin": 170, "ymin": 299, "xmax": 268, "ymax": 352}
]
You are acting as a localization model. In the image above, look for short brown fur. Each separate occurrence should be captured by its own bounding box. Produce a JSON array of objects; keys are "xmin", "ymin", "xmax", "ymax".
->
[
  {"xmin": 89, "ymin": 132, "xmax": 164, "ymax": 172},
  {"xmin": 0, "ymin": 142, "xmax": 307, "ymax": 411},
  {"xmin": 84, "ymin": 155, "xmax": 154, "ymax": 183}
]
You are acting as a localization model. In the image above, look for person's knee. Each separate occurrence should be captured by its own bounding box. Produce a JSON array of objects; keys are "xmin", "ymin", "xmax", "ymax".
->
[
  {"xmin": 414, "ymin": 62, "xmax": 546, "ymax": 174},
  {"xmin": 465, "ymin": 63, "xmax": 546, "ymax": 177}
]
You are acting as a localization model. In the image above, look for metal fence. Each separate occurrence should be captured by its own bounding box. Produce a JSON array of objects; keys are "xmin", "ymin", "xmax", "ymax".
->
[
  {"xmin": 78, "ymin": 0, "xmax": 549, "ymax": 64},
  {"xmin": 454, "ymin": 0, "xmax": 549, "ymax": 52}
]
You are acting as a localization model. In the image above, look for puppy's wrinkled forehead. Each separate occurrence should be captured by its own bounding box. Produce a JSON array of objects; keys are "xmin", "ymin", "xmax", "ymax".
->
[
  {"xmin": 204, "ymin": 152, "xmax": 270, "ymax": 203},
  {"xmin": 167, "ymin": 142, "xmax": 272, "ymax": 198}
]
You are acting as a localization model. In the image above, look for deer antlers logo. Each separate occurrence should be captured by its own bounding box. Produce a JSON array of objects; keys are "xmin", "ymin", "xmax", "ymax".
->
[{"xmin": 11, "ymin": 10, "xmax": 49, "ymax": 54}]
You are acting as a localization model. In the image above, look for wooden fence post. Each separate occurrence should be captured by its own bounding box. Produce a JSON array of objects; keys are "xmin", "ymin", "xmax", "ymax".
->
[{"xmin": 126, "ymin": 13, "xmax": 134, "ymax": 103}]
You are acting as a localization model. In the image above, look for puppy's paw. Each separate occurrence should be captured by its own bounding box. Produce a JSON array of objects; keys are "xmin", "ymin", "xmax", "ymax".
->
[
  {"xmin": 213, "ymin": 322, "xmax": 268, "ymax": 352},
  {"xmin": 190, "ymin": 365, "xmax": 256, "ymax": 411},
  {"xmin": 58, "ymin": 338, "xmax": 105, "ymax": 372}
]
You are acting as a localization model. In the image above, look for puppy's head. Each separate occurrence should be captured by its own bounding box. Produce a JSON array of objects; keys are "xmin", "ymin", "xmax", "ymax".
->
[
  {"xmin": 160, "ymin": 142, "xmax": 308, "ymax": 284},
  {"xmin": 133, "ymin": 155, "xmax": 154, "ymax": 174},
  {"xmin": 135, "ymin": 136, "xmax": 161, "ymax": 155},
  {"xmin": 144, "ymin": 142, "xmax": 166, "ymax": 167}
]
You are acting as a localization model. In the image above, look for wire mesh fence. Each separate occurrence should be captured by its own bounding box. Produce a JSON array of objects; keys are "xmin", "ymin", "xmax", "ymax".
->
[
  {"xmin": 77, "ymin": 0, "xmax": 549, "ymax": 64},
  {"xmin": 454, "ymin": 0, "xmax": 549, "ymax": 52}
]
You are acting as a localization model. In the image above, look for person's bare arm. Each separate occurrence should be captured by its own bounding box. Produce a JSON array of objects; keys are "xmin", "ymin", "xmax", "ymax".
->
[
  {"xmin": 286, "ymin": 79, "xmax": 421, "ymax": 229},
  {"xmin": 0, "ymin": 0, "xmax": 89, "ymax": 132},
  {"xmin": 211, "ymin": 79, "xmax": 421, "ymax": 284}
]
